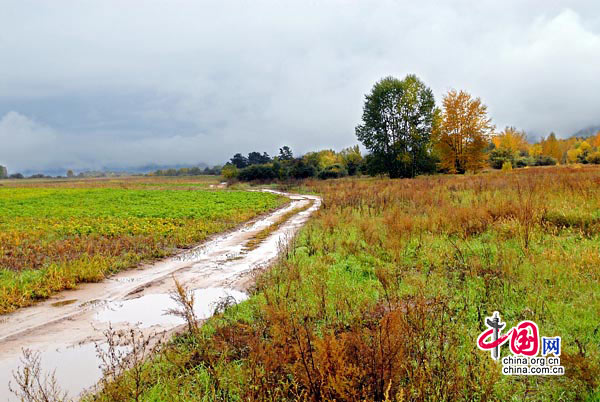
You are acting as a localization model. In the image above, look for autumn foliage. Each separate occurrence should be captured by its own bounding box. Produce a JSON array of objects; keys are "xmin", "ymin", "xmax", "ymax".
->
[
  {"xmin": 491, "ymin": 127, "xmax": 529, "ymax": 153},
  {"xmin": 434, "ymin": 90, "xmax": 494, "ymax": 173}
]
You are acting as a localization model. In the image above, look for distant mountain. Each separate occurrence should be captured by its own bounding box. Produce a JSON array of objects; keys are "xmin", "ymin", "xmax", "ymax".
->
[
  {"xmin": 18, "ymin": 162, "xmax": 209, "ymax": 177},
  {"xmin": 103, "ymin": 162, "xmax": 209, "ymax": 174},
  {"xmin": 571, "ymin": 125, "xmax": 600, "ymax": 138}
]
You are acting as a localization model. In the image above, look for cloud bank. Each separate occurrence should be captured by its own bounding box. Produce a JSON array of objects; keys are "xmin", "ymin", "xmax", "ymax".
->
[{"xmin": 1, "ymin": 1, "xmax": 599, "ymax": 173}]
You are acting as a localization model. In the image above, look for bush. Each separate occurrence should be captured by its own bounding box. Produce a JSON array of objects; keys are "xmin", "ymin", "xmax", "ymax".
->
[
  {"xmin": 345, "ymin": 160, "xmax": 360, "ymax": 176},
  {"xmin": 586, "ymin": 151, "xmax": 600, "ymax": 164},
  {"xmin": 237, "ymin": 164, "xmax": 278, "ymax": 181},
  {"xmin": 534, "ymin": 155, "xmax": 558, "ymax": 166},
  {"xmin": 221, "ymin": 164, "xmax": 238, "ymax": 180},
  {"xmin": 363, "ymin": 153, "xmax": 387, "ymax": 176},
  {"xmin": 317, "ymin": 164, "xmax": 348, "ymax": 180},
  {"xmin": 489, "ymin": 148, "xmax": 516, "ymax": 169},
  {"xmin": 501, "ymin": 161, "xmax": 513, "ymax": 171},
  {"xmin": 203, "ymin": 166, "xmax": 222, "ymax": 175},
  {"xmin": 416, "ymin": 152, "xmax": 439, "ymax": 174},
  {"xmin": 289, "ymin": 161, "xmax": 317, "ymax": 179},
  {"xmin": 515, "ymin": 156, "xmax": 534, "ymax": 168}
]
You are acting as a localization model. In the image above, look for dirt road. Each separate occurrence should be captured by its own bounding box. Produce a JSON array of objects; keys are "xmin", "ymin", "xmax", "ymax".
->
[{"xmin": 0, "ymin": 191, "xmax": 320, "ymax": 400}]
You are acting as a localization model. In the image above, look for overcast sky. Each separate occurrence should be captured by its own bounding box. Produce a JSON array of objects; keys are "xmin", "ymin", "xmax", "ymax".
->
[{"xmin": 1, "ymin": 1, "xmax": 599, "ymax": 173}]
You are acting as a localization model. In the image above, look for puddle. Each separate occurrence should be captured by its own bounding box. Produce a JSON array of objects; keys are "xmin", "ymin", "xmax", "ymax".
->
[
  {"xmin": 51, "ymin": 299, "xmax": 77, "ymax": 307},
  {"xmin": 95, "ymin": 287, "xmax": 248, "ymax": 328},
  {"xmin": 0, "ymin": 343, "xmax": 103, "ymax": 401}
]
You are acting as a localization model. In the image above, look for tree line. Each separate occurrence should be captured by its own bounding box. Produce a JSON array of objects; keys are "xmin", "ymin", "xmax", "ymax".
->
[
  {"xmin": 151, "ymin": 166, "xmax": 222, "ymax": 177},
  {"xmin": 222, "ymin": 74, "xmax": 600, "ymax": 182},
  {"xmin": 220, "ymin": 146, "xmax": 364, "ymax": 181},
  {"xmin": 355, "ymin": 74, "xmax": 600, "ymax": 178}
]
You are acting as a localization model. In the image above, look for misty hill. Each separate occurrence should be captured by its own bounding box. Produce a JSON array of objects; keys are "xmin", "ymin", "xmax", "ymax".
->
[
  {"xmin": 18, "ymin": 162, "xmax": 209, "ymax": 177},
  {"xmin": 105, "ymin": 162, "xmax": 209, "ymax": 174},
  {"xmin": 571, "ymin": 125, "xmax": 600, "ymax": 138}
]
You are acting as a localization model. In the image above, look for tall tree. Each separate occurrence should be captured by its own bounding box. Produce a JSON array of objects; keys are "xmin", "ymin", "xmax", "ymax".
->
[
  {"xmin": 355, "ymin": 75, "xmax": 438, "ymax": 178},
  {"xmin": 278, "ymin": 146, "xmax": 293, "ymax": 161},
  {"xmin": 492, "ymin": 127, "xmax": 529, "ymax": 154},
  {"xmin": 339, "ymin": 145, "xmax": 363, "ymax": 176},
  {"xmin": 592, "ymin": 131, "xmax": 600, "ymax": 148},
  {"xmin": 303, "ymin": 150, "xmax": 339, "ymax": 170},
  {"xmin": 541, "ymin": 133, "xmax": 563, "ymax": 163},
  {"xmin": 435, "ymin": 90, "xmax": 493, "ymax": 173},
  {"xmin": 230, "ymin": 153, "xmax": 249, "ymax": 168},
  {"xmin": 247, "ymin": 152, "xmax": 271, "ymax": 165}
]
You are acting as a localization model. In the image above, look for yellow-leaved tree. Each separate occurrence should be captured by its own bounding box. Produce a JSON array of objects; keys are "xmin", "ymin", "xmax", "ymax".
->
[
  {"xmin": 592, "ymin": 131, "xmax": 600, "ymax": 148},
  {"xmin": 541, "ymin": 133, "xmax": 562, "ymax": 162},
  {"xmin": 303, "ymin": 150, "xmax": 340, "ymax": 170},
  {"xmin": 492, "ymin": 127, "xmax": 529, "ymax": 154},
  {"xmin": 434, "ymin": 90, "xmax": 494, "ymax": 173},
  {"xmin": 567, "ymin": 148, "xmax": 582, "ymax": 164},
  {"xmin": 529, "ymin": 143, "xmax": 542, "ymax": 157}
]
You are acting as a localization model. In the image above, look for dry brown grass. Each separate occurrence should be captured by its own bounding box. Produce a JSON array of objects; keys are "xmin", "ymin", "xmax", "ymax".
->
[
  {"xmin": 243, "ymin": 200, "xmax": 314, "ymax": 251},
  {"xmin": 91, "ymin": 166, "xmax": 600, "ymax": 400}
]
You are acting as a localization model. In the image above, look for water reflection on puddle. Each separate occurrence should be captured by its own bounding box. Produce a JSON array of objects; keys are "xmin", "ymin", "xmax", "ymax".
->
[
  {"xmin": 0, "ymin": 343, "xmax": 102, "ymax": 401},
  {"xmin": 1, "ymin": 288, "xmax": 248, "ymax": 400},
  {"xmin": 95, "ymin": 287, "xmax": 248, "ymax": 328}
]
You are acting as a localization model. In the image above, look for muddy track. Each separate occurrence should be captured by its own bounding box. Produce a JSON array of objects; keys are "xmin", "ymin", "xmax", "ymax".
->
[{"xmin": 0, "ymin": 190, "xmax": 321, "ymax": 400}]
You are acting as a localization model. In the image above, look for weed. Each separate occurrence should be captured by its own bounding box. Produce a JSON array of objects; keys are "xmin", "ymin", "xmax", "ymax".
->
[
  {"xmin": 93, "ymin": 326, "xmax": 163, "ymax": 402},
  {"xmin": 10, "ymin": 349, "xmax": 69, "ymax": 402},
  {"xmin": 165, "ymin": 276, "xmax": 200, "ymax": 335},
  {"xmin": 243, "ymin": 200, "xmax": 313, "ymax": 251},
  {"xmin": 92, "ymin": 167, "xmax": 600, "ymax": 400}
]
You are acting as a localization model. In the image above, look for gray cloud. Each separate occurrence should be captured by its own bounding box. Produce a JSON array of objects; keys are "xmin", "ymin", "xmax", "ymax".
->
[{"xmin": 1, "ymin": 1, "xmax": 599, "ymax": 173}]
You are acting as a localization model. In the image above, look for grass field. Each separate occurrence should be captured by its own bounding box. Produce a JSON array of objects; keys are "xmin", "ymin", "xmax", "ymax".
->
[
  {"xmin": 0, "ymin": 177, "xmax": 286, "ymax": 314},
  {"xmin": 0, "ymin": 175, "xmax": 221, "ymax": 189},
  {"xmin": 95, "ymin": 166, "xmax": 600, "ymax": 401}
]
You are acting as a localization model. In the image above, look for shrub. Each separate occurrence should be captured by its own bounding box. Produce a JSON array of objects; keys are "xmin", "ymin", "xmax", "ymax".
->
[
  {"xmin": 534, "ymin": 155, "xmax": 558, "ymax": 166},
  {"xmin": 237, "ymin": 164, "xmax": 278, "ymax": 181},
  {"xmin": 501, "ymin": 160, "xmax": 513, "ymax": 171},
  {"xmin": 221, "ymin": 164, "xmax": 238, "ymax": 180},
  {"xmin": 586, "ymin": 151, "xmax": 600, "ymax": 164},
  {"xmin": 363, "ymin": 153, "xmax": 387, "ymax": 176},
  {"xmin": 489, "ymin": 148, "xmax": 516, "ymax": 169},
  {"xmin": 290, "ymin": 161, "xmax": 317, "ymax": 179},
  {"xmin": 317, "ymin": 164, "xmax": 348, "ymax": 180},
  {"xmin": 345, "ymin": 160, "xmax": 360, "ymax": 176},
  {"xmin": 515, "ymin": 156, "xmax": 534, "ymax": 168}
]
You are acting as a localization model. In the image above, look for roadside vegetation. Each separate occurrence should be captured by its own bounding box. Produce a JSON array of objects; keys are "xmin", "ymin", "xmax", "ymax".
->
[
  {"xmin": 5, "ymin": 73, "xmax": 600, "ymax": 400},
  {"xmin": 91, "ymin": 166, "xmax": 600, "ymax": 401},
  {"xmin": 0, "ymin": 180, "xmax": 286, "ymax": 314},
  {"xmin": 243, "ymin": 200, "xmax": 314, "ymax": 252}
]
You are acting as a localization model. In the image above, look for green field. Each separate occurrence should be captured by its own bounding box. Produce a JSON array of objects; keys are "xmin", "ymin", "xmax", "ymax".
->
[
  {"xmin": 95, "ymin": 167, "xmax": 600, "ymax": 401},
  {"xmin": 0, "ymin": 181, "xmax": 286, "ymax": 314}
]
